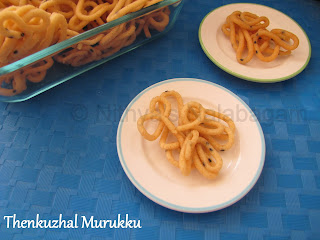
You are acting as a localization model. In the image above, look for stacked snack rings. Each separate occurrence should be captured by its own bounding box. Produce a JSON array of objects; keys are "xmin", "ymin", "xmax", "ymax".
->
[
  {"xmin": 0, "ymin": 57, "xmax": 53, "ymax": 96},
  {"xmin": 221, "ymin": 11, "xmax": 299, "ymax": 64},
  {"xmin": 137, "ymin": 90, "xmax": 236, "ymax": 180},
  {"xmin": 0, "ymin": 0, "xmax": 170, "ymax": 96},
  {"xmin": 55, "ymin": 7, "xmax": 171, "ymax": 67},
  {"xmin": 0, "ymin": 5, "xmax": 67, "ymax": 65}
]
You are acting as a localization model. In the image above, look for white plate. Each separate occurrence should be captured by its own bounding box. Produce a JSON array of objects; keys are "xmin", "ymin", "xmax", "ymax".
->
[
  {"xmin": 199, "ymin": 3, "xmax": 311, "ymax": 83},
  {"xmin": 117, "ymin": 78, "xmax": 265, "ymax": 213}
]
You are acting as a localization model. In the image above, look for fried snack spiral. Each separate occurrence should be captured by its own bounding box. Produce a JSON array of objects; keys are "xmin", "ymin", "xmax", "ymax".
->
[
  {"xmin": 0, "ymin": 57, "xmax": 53, "ymax": 96},
  {"xmin": 137, "ymin": 90, "xmax": 236, "ymax": 179},
  {"xmin": 0, "ymin": 5, "xmax": 67, "ymax": 96},
  {"xmin": 0, "ymin": 1, "xmax": 171, "ymax": 96},
  {"xmin": 221, "ymin": 11, "xmax": 299, "ymax": 64}
]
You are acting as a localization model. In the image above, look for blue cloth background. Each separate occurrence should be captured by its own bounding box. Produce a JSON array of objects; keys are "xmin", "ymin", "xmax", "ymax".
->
[{"xmin": 0, "ymin": 0, "xmax": 320, "ymax": 239}]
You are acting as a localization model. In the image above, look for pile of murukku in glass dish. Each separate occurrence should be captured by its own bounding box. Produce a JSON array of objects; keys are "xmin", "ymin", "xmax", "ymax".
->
[
  {"xmin": 0, "ymin": 0, "xmax": 172, "ymax": 96},
  {"xmin": 137, "ymin": 90, "xmax": 236, "ymax": 180}
]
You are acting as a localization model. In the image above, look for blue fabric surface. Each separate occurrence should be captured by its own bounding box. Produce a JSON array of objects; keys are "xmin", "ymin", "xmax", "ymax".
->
[{"xmin": 0, "ymin": 0, "xmax": 320, "ymax": 239}]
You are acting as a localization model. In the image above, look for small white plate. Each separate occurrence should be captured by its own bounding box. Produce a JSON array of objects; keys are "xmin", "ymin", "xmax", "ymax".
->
[
  {"xmin": 199, "ymin": 3, "xmax": 311, "ymax": 83},
  {"xmin": 117, "ymin": 78, "xmax": 265, "ymax": 213}
]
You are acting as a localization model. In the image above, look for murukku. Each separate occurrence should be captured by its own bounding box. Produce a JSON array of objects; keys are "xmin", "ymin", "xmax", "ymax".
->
[
  {"xmin": 39, "ymin": 0, "xmax": 77, "ymax": 20},
  {"xmin": 159, "ymin": 126, "xmax": 181, "ymax": 150},
  {"xmin": 137, "ymin": 95, "xmax": 175, "ymax": 141},
  {"xmin": 0, "ymin": 57, "xmax": 53, "ymax": 96},
  {"xmin": 107, "ymin": 0, "xmax": 148, "ymax": 22},
  {"xmin": 221, "ymin": 10, "xmax": 300, "ymax": 64},
  {"xmin": 229, "ymin": 11, "xmax": 269, "ymax": 31},
  {"xmin": 196, "ymin": 137, "xmax": 222, "ymax": 173},
  {"xmin": 257, "ymin": 28, "xmax": 299, "ymax": 51},
  {"xmin": 143, "ymin": 8, "xmax": 170, "ymax": 38},
  {"xmin": 179, "ymin": 130, "xmax": 199, "ymax": 176},
  {"xmin": 177, "ymin": 101, "xmax": 205, "ymax": 132},
  {"xmin": 253, "ymin": 33, "xmax": 280, "ymax": 62},
  {"xmin": 236, "ymin": 28, "xmax": 254, "ymax": 64},
  {"xmin": 137, "ymin": 90, "xmax": 236, "ymax": 180},
  {"xmin": 54, "ymin": 6, "xmax": 171, "ymax": 67},
  {"xmin": 160, "ymin": 90, "xmax": 184, "ymax": 124},
  {"xmin": 0, "ymin": 0, "xmax": 171, "ymax": 96}
]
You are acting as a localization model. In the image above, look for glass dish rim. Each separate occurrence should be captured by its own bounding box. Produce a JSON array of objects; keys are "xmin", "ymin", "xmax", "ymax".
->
[{"xmin": 0, "ymin": 0, "xmax": 181, "ymax": 76}]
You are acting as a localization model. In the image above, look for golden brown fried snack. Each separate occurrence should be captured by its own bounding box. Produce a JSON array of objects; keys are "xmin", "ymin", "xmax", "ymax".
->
[{"xmin": 137, "ymin": 90, "xmax": 236, "ymax": 180}]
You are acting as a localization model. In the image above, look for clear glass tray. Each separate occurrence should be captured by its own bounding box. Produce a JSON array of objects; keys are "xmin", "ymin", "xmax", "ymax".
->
[{"xmin": 0, "ymin": 0, "xmax": 184, "ymax": 102}]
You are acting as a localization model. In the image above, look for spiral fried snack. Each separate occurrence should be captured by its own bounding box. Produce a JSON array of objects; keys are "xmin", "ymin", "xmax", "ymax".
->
[
  {"xmin": 54, "ymin": 7, "xmax": 170, "ymax": 67},
  {"xmin": 137, "ymin": 90, "xmax": 236, "ymax": 180},
  {"xmin": 221, "ymin": 11, "xmax": 299, "ymax": 64},
  {"xmin": 0, "ymin": 0, "xmax": 170, "ymax": 96},
  {"xmin": 0, "ymin": 5, "xmax": 67, "ymax": 96}
]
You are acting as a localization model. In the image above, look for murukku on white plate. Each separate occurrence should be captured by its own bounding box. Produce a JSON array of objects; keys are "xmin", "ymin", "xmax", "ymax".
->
[{"xmin": 137, "ymin": 90, "xmax": 236, "ymax": 180}]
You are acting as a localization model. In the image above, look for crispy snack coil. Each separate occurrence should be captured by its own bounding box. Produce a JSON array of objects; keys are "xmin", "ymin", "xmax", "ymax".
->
[
  {"xmin": 137, "ymin": 90, "xmax": 236, "ymax": 180},
  {"xmin": 0, "ymin": 0, "xmax": 171, "ymax": 96},
  {"xmin": 221, "ymin": 11, "xmax": 299, "ymax": 64}
]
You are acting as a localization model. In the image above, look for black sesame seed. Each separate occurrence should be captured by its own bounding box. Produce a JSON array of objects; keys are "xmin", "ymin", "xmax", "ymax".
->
[
  {"xmin": 254, "ymin": 41, "xmax": 257, "ymax": 44},
  {"xmin": 209, "ymin": 148, "xmax": 213, "ymax": 151},
  {"xmin": 256, "ymin": 50, "xmax": 258, "ymax": 54},
  {"xmin": 202, "ymin": 163, "xmax": 205, "ymax": 166},
  {"xmin": 44, "ymin": 60, "xmax": 47, "ymax": 63},
  {"xmin": 282, "ymin": 31, "xmax": 285, "ymax": 34},
  {"xmin": 259, "ymin": 37, "xmax": 262, "ymax": 40},
  {"xmin": 8, "ymin": 36, "xmax": 13, "ymax": 39},
  {"xmin": 21, "ymin": 33, "xmax": 24, "ymax": 37},
  {"xmin": 271, "ymin": 38, "xmax": 273, "ymax": 41},
  {"xmin": 13, "ymin": 50, "xmax": 18, "ymax": 54},
  {"xmin": 240, "ymin": 59, "xmax": 244, "ymax": 61},
  {"xmin": 208, "ymin": 158, "xmax": 212, "ymax": 162},
  {"xmin": 221, "ymin": 149, "xmax": 225, "ymax": 152},
  {"xmin": 164, "ymin": 90, "xmax": 169, "ymax": 92}
]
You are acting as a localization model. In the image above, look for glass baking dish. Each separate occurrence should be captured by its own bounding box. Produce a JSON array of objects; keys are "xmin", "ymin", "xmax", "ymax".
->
[{"xmin": 0, "ymin": 0, "xmax": 184, "ymax": 102}]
